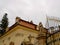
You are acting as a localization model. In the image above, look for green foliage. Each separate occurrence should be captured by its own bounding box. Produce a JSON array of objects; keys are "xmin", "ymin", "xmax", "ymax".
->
[
  {"xmin": 1, "ymin": 13, "xmax": 9, "ymax": 29},
  {"xmin": 0, "ymin": 13, "xmax": 9, "ymax": 35}
]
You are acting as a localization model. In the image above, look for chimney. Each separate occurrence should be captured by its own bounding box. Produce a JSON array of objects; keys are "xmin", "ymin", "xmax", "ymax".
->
[
  {"xmin": 30, "ymin": 20, "xmax": 33, "ymax": 24},
  {"xmin": 15, "ymin": 17, "xmax": 21, "ymax": 23},
  {"xmin": 36, "ymin": 22, "xmax": 43, "ymax": 30}
]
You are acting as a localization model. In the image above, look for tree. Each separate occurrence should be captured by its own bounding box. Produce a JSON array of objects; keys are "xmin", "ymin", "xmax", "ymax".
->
[{"xmin": 1, "ymin": 13, "xmax": 9, "ymax": 30}]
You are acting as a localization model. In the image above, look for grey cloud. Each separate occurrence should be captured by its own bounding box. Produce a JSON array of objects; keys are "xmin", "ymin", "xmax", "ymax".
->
[{"xmin": 0, "ymin": 0, "xmax": 60, "ymax": 26}]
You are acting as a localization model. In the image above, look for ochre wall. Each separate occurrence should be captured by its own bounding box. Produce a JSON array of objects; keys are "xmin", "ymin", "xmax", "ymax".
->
[{"xmin": 0, "ymin": 25, "xmax": 38, "ymax": 45}]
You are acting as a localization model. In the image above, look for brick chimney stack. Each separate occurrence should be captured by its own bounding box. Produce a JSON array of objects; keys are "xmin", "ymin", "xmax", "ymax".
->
[{"xmin": 15, "ymin": 17, "xmax": 21, "ymax": 23}]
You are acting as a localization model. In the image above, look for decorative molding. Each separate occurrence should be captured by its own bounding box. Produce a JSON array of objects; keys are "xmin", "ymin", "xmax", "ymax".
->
[
  {"xmin": 8, "ymin": 37, "xmax": 11, "ymax": 40},
  {"xmin": 10, "ymin": 42, "xmax": 14, "ymax": 45},
  {"xmin": 4, "ymin": 44, "xmax": 6, "ymax": 45},
  {"xmin": 3, "ymin": 40, "xmax": 5, "ymax": 43},
  {"xmin": 15, "ymin": 33, "xmax": 24, "ymax": 37}
]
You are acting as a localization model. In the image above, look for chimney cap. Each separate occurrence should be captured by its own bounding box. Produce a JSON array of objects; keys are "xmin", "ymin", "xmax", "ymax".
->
[
  {"xmin": 16, "ymin": 16, "xmax": 21, "ymax": 19},
  {"xmin": 15, "ymin": 16, "xmax": 21, "ymax": 23},
  {"xmin": 30, "ymin": 20, "xmax": 33, "ymax": 23},
  {"xmin": 39, "ymin": 22, "xmax": 43, "ymax": 27}
]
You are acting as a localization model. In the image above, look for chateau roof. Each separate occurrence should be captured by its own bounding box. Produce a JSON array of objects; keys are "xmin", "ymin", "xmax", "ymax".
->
[
  {"xmin": 8, "ymin": 17, "xmax": 47, "ymax": 32},
  {"xmin": 0, "ymin": 17, "xmax": 47, "ymax": 37},
  {"xmin": 9, "ymin": 18, "xmax": 37, "ymax": 31}
]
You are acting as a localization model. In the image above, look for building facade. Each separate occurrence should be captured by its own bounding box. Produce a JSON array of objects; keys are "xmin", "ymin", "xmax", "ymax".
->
[
  {"xmin": 0, "ymin": 17, "xmax": 47, "ymax": 45},
  {"xmin": 47, "ymin": 26, "xmax": 60, "ymax": 45},
  {"xmin": 1, "ymin": 16, "xmax": 60, "ymax": 45}
]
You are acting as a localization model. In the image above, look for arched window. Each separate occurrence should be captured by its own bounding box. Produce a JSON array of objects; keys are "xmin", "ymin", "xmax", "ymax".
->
[
  {"xmin": 21, "ymin": 43, "xmax": 23, "ymax": 45},
  {"xmin": 21, "ymin": 42, "xmax": 26, "ymax": 45},
  {"xmin": 9, "ymin": 42, "xmax": 14, "ymax": 45}
]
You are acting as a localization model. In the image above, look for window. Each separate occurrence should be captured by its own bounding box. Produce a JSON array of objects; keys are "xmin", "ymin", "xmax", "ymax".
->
[
  {"xmin": 9, "ymin": 42, "xmax": 14, "ymax": 45},
  {"xmin": 59, "ymin": 38, "xmax": 60, "ymax": 40},
  {"xmin": 21, "ymin": 43, "xmax": 23, "ymax": 45}
]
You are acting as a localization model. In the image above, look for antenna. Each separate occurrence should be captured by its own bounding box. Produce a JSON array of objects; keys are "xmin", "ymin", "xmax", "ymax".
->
[{"xmin": 45, "ymin": 14, "xmax": 49, "ymax": 29}]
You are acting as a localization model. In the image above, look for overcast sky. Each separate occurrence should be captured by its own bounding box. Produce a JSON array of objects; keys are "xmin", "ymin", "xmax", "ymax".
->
[{"xmin": 0, "ymin": 0, "xmax": 60, "ymax": 27}]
